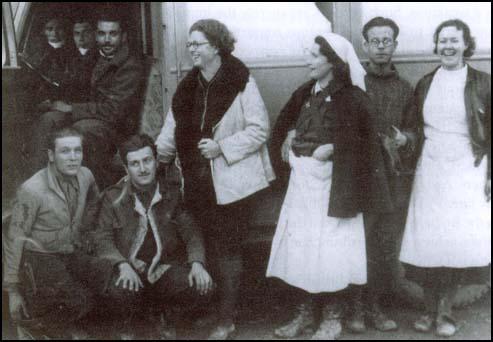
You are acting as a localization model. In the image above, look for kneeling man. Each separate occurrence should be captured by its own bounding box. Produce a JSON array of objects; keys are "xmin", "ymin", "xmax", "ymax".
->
[
  {"xmin": 3, "ymin": 127, "xmax": 111, "ymax": 338},
  {"xmin": 94, "ymin": 134, "xmax": 213, "ymax": 338}
]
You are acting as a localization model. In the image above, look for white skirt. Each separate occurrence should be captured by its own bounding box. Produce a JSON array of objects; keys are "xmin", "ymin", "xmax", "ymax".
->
[
  {"xmin": 400, "ymin": 138, "xmax": 491, "ymax": 268},
  {"xmin": 266, "ymin": 151, "xmax": 367, "ymax": 293}
]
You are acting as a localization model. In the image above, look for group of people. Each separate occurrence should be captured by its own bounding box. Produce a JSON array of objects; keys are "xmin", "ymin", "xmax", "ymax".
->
[
  {"xmin": 23, "ymin": 13, "xmax": 145, "ymax": 189},
  {"xmin": 3, "ymin": 10, "xmax": 491, "ymax": 341}
]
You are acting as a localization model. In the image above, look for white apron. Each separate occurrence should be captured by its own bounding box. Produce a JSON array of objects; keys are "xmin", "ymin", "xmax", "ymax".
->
[
  {"xmin": 266, "ymin": 151, "xmax": 367, "ymax": 293},
  {"xmin": 400, "ymin": 67, "xmax": 491, "ymax": 268}
]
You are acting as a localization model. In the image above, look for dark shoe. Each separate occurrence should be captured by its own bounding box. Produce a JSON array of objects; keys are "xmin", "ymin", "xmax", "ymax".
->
[
  {"xmin": 413, "ymin": 315, "xmax": 433, "ymax": 333},
  {"xmin": 367, "ymin": 303, "xmax": 398, "ymax": 332},
  {"xmin": 346, "ymin": 308, "xmax": 366, "ymax": 333},
  {"xmin": 208, "ymin": 323, "xmax": 236, "ymax": 340},
  {"xmin": 436, "ymin": 315, "xmax": 457, "ymax": 337},
  {"xmin": 193, "ymin": 312, "xmax": 218, "ymax": 329},
  {"xmin": 156, "ymin": 314, "xmax": 177, "ymax": 340},
  {"xmin": 274, "ymin": 302, "xmax": 315, "ymax": 338}
]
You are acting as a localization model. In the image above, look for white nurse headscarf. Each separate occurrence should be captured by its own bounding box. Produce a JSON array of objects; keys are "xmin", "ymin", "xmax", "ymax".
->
[{"xmin": 317, "ymin": 32, "xmax": 367, "ymax": 92}]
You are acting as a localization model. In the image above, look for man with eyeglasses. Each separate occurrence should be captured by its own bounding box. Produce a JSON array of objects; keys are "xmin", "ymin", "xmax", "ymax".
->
[{"xmin": 345, "ymin": 17, "xmax": 419, "ymax": 334}]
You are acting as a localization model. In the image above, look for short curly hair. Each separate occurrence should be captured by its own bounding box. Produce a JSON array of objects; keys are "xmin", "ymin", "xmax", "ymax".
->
[
  {"xmin": 362, "ymin": 17, "xmax": 400, "ymax": 42},
  {"xmin": 119, "ymin": 134, "xmax": 157, "ymax": 166},
  {"xmin": 189, "ymin": 19, "xmax": 236, "ymax": 58},
  {"xmin": 433, "ymin": 19, "xmax": 476, "ymax": 58}
]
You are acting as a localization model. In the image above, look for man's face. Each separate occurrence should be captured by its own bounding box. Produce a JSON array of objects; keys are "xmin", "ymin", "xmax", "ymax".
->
[
  {"xmin": 48, "ymin": 136, "xmax": 83, "ymax": 177},
  {"xmin": 364, "ymin": 26, "xmax": 397, "ymax": 65},
  {"xmin": 73, "ymin": 22, "xmax": 95, "ymax": 50},
  {"xmin": 44, "ymin": 19, "xmax": 66, "ymax": 44},
  {"xmin": 96, "ymin": 21, "xmax": 124, "ymax": 57},
  {"xmin": 125, "ymin": 146, "xmax": 157, "ymax": 188}
]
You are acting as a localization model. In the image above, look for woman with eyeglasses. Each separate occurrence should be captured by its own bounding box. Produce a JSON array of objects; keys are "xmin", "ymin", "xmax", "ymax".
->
[
  {"xmin": 267, "ymin": 32, "xmax": 391, "ymax": 340},
  {"xmin": 156, "ymin": 19, "xmax": 275, "ymax": 340},
  {"xmin": 399, "ymin": 19, "xmax": 491, "ymax": 337}
]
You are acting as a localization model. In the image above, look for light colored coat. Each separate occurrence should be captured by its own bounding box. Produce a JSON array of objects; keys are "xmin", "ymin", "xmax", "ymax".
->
[
  {"xmin": 3, "ymin": 165, "xmax": 99, "ymax": 287},
  {"xmin": 156, "ymin": 76, "xmax": 275, "ymax": 205}
]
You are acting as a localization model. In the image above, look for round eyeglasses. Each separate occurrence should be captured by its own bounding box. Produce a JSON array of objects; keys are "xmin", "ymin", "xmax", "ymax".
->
[{"xmin": 186, "ymin": 41, "xmax": 210, "ymax": 49}]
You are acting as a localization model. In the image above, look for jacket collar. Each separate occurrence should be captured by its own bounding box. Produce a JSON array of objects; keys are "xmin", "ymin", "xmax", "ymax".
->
[
  {"xmin": 46, "ymin": 163, "xmax": 82, "ymax": 202},
  {"xmin": 172, "ymin": 54, "xmax": 250, "ymax": 137},
  {"xmin": 93, "ymin": 44, "xmax": 131, "ymax": 83},
  {"xmin": 133, "ymin": 182, "xmax": 162, "ymax": 216},
  {"xmin": 364, "ymin": 62, "xmax": 398, "ymax": 79}
]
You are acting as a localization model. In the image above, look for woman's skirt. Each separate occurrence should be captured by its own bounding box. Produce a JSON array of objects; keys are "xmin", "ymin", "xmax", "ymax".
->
[
  {"xmin": 400, "ymin": 137, "xmax": 491, "ymax": 268},
  {"xmin": 266, "ymin": 151, "xmax": 366, "ymax": 293}
]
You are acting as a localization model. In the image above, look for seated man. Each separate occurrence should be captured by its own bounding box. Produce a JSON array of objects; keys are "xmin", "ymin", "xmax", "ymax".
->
[
  {"xmin": 94, "ymin": 134, "xmax": 213, "ymax": 339},
  {"xmin": 62, "ymin": 17, "xmax": 99, "ymax": 102},
  {"xmin": 3, "ymin": 127, "xmax": 113, "ymax": 339},
  {"xmin": 31, "ymin": 12, "xmax": 145, "ymax": 188},
  {"xmin": 22, "ymin": 17, "xmax": 72, "ymax": 103}
]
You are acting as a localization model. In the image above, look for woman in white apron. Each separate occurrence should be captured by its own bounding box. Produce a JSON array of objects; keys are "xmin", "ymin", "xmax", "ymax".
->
[
  {"xmin": 267, "ymin": 32, "xmax": 390, "ymax": 340},
  {"xmin": 400, "ymin": 19, "xmax": 491, "ymax": 337}
]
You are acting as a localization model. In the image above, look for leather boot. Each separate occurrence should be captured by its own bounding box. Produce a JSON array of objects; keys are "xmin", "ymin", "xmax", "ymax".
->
[
  {"xmin": 311, "ymin": 303, "xmax": 342, "ymax": 340},
  {"xmin": 367, "ymin": 301, "xmax": 398, "ymax": 332},
  {"xmin": 346, "ymin": 289, "xmax": 366, "ymax": 333},
  {"xmin": 274, "ymin": 301, "xmax": 315, "ymax": 338}
]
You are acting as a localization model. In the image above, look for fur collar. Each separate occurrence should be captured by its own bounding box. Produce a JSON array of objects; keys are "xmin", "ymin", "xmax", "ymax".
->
[{"xmin": 172, "ymin": 55, "xmax": 250, "ymax": 136}]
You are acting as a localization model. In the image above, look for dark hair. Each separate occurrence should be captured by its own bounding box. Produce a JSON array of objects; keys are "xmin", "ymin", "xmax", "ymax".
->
[
  {"xmin": 97, "ymin": 10, "xmax": 126, "ymax": 32},
  {"xmin": 189, "ymin": 19, "xmax": 236, "ymax": 58},
  {"xmin": 42, "ymin": 17, "xmax": 69, "ymax": 35},
  {"xmin": 362, "ymin": 17, "xmax": 400, "ymax": 41},
  {"xmin": 315, "ymin": 36, "xmax": 351, "ymax": 85},
  {"xmin": 73, "ymin": 17, "xmax": 94, "ymax": 28},
  {"xmin": 119, "ymin": 134, "xmax": 157, "ymax": 166},
  {"xmin": 433, "ymin": 19, "xmax": 476, "ymax": 57},
  {"xmin": 47, "ymin": 127, "xmax": 83, "ymax": 151}
]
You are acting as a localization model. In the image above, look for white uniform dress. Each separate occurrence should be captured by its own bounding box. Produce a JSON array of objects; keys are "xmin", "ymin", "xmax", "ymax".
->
[
  {"xmin": 266, "ymin": 150, "xmax": 367, "ymax": 293},
  {"xmin": 400, "ymin": 66, "xmax": 491, "ymax": 268}
]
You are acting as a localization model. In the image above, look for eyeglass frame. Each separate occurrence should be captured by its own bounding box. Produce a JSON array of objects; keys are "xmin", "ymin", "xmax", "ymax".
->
[
  {"xmin": 186, "ymin": 41, "xmax": 210, "ymax": 49},
  {"xmin": 368, "ymin": 38, "xmax": 395, "ymax": 48}
]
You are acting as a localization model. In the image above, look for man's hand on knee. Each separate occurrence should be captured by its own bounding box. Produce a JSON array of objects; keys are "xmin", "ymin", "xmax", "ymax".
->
[
  {"xmin": 116, "ymin": 262, "xmax": 144, "ymax": 292},
  {"xmin": 188, "ymin": 262, "xmax": 213, "ymax": 296}
]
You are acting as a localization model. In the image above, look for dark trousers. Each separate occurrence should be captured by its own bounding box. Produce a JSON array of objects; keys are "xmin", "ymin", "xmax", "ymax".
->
[
  {"xmin": 30, "ymin": 111, "xmax": 123, "ymax": 189},
  {"xmin": 19, "ymin": 250, "xmax": 113, "ymax": 330},
  {"xmin": 105, "ymin": 265, "xmax": 211, "ymax": 328},
  {"xmin": 363, "ymin": 209, "xmax": 407, "ymax": 304},
  {"xmin": 184, "ymin": 164, "xmax": 253, "ymax": 324}
]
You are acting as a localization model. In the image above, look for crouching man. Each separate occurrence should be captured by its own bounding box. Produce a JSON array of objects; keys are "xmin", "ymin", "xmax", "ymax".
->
[
  {"xmin": 94, "ymin": 134, "xmax": 213, "ymax": 339},
  {"xmin": 3, "ymin": 127, "xmax": 113, "ymax": 339}
]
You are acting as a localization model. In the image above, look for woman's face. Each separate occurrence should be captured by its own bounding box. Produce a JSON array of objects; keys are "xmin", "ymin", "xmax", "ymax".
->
[
  {"xmin": 188, "ymin": 30, "xmax": 218, "ymax": 69},
  {"xmin": 306, "ymin": 43, "xmax": 333, "ymax": 81},
  {"xmin": 436, "ymin": 26, "xmax": 468, "ymax": 70}
]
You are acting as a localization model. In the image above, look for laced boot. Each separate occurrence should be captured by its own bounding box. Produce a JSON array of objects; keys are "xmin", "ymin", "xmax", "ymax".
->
[
  {"xmin": 413, "ymin": 315, "xmax": 434, "ymax": 333},
  {"xmin": 311, "ymin": 303, "xmax": 342, "ymax": 340},
  {"xmin": 274, "ymin": 301, "xmax": 315, "ymax": 338},
  {"xmin": 367, "ymin": 301, "xmax": 398, "ymax": 332},
  {"xmin": 346, "ymin": 289, "xmax": 366, "ymax": 333},
  {"xmin": 435, "ymin": 294, "xmax": 456, "ymax": 337}
]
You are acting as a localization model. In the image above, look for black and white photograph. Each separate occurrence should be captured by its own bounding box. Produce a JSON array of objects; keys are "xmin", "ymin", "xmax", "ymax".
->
[{"xmin": 2, "ymin": 2, "xmax": 491, "ymax": 340}]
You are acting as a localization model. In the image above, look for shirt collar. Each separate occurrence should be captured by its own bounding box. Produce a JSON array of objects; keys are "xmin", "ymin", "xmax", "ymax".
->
[
  {"xmin": 48, "ymin": 41, "xmax": 64, "ymax": 49},
  {"xmin": 79, "ymin": 47, "xmax": 89, "ymax": 56},
  {"xmin": 312, "ymin": 79, "xmax": 345, "ymax": 96}
]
